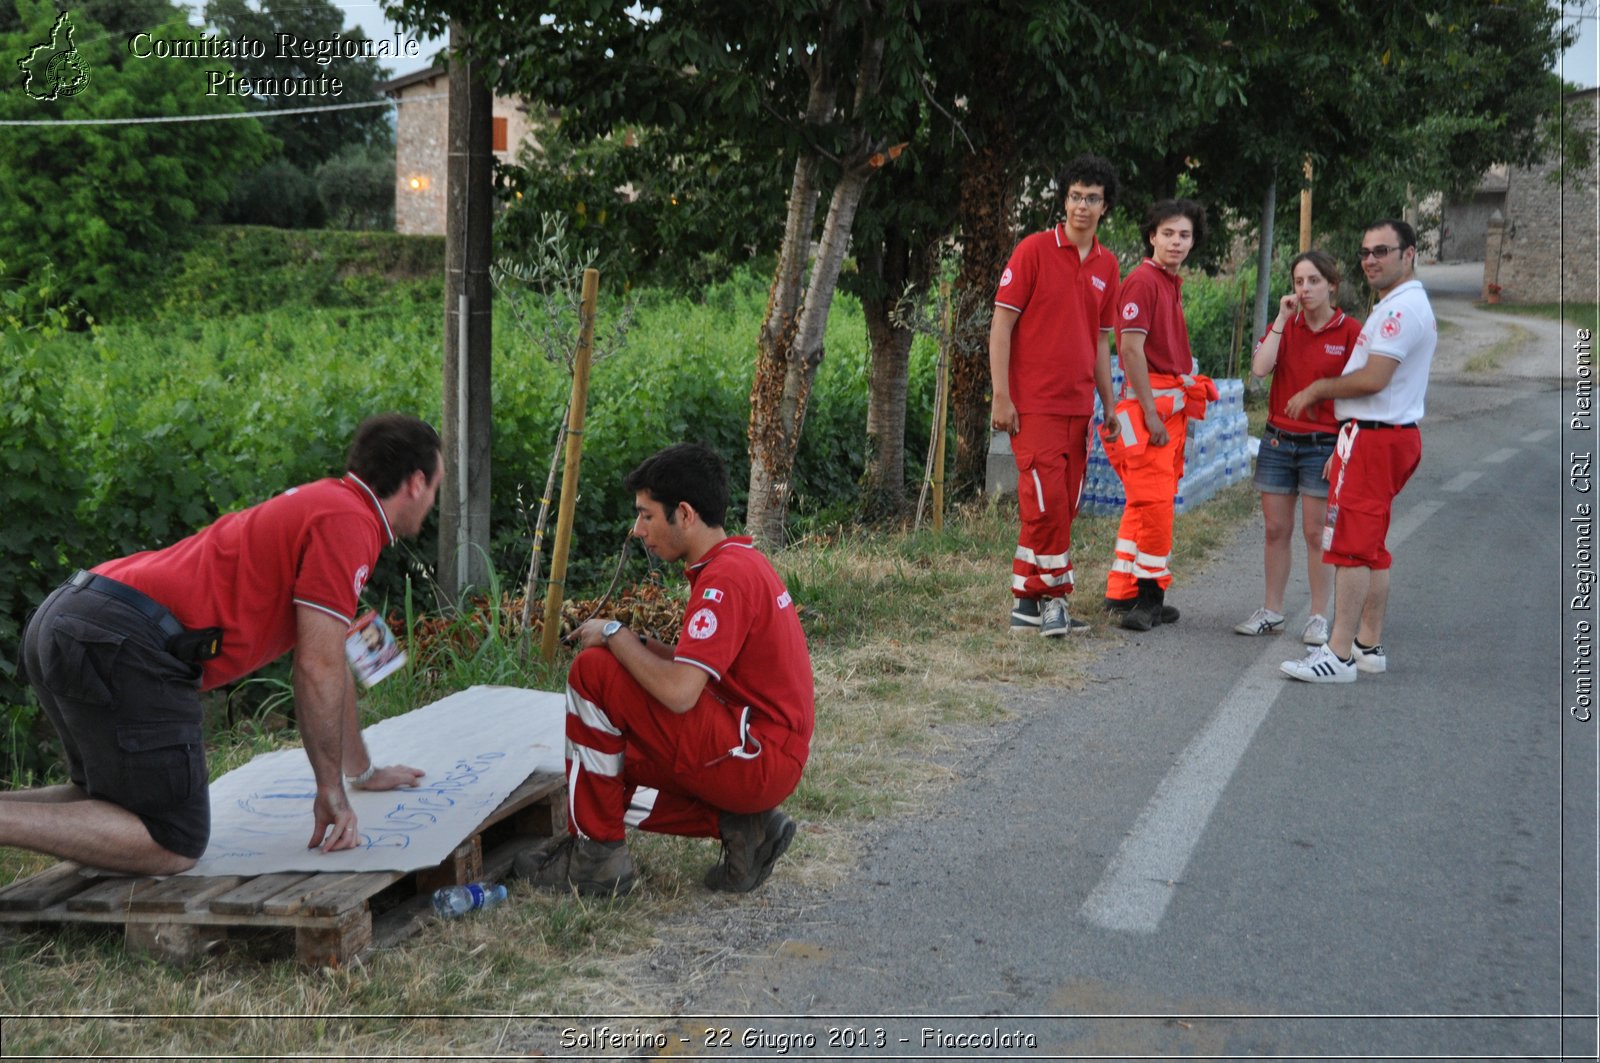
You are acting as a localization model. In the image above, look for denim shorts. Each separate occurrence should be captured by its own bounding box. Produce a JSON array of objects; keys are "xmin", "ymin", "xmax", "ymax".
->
[{"xmin": 1253, "ymin": 424, "xmax": 1338, "ymax": 498}]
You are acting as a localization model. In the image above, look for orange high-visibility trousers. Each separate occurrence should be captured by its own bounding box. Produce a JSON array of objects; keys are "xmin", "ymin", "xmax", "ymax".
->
[
  {"xmin": 1105, "ymin": 408, "xmax": 1187, "ymax": 601},
  {"xmin": 1103, "ymin": 372, "xmax": 1215, "ymax": 602}
]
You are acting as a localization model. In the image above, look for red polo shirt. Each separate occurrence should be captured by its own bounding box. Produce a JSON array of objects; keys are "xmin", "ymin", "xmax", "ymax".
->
[
  {"xmin": 994, "ymin": 225, "xmax": 1120, "ymax": 415},
  {"xmin": 674, "ymin": 537, "xmax": 815, "ymax": 746},
  {"xmin": 1116, "ymin": 259, "xmax": 1193, "ymax": 377},
  {"xmin": 1263, "ymin": 309, "xmax": 1362, "ymax": 433},
  {"xmin": 95, "ymin": 475, "xmax": 394, "ymax": 690}
]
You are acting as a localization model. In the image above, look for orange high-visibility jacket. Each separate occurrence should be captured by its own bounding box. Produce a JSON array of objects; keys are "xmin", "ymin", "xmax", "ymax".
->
[{"xmin": 1101, "ymin": 371, "xmax": 1219, "ymax": 465}]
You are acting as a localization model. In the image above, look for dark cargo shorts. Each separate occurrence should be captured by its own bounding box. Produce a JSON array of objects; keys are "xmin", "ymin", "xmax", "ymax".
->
[{"xmin": 20, "ymin": 582, "xmax": 210, "ymax": 859}]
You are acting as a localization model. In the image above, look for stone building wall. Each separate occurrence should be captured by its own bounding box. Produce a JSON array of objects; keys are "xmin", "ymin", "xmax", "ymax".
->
[
  {"xmin": 392, "ymin": 70, "xmax": 447, "ymax": 236},
  {"xmin": 388, "ymin": 67, "xmax": 536, "ymax": 236},
  {"xmin": 1493, "ymin": 90, "xmax": 1599, "ymax": 304}
]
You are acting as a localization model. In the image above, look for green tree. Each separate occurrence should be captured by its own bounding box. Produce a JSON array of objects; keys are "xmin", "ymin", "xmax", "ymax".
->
[
  {"xmin": 1163, "ymin": 0, "xmax": 1571, "ymax": 240},
  {"xmin": 390, "ymin": 0, "xmax": 931, "ymax": 545},
  {"xmin": 205, "ymin": 0, "xmax": 397, "ymax": 228},
  {"xmin": 204, "ymin": 0, "xmax": 395, "ymax": 171},
  {"xmin": 915, "ymin": 0, "xmax": 1244, "ymax": 494},
  {"xmin": 0, "ymin": 0, "xmax": 272, "ymax": 315},
  {"xmin": 316, "ymin": 141, "xmax": 396, "ymax": 230},
  {"xmin": 0, "ymin": 0, "xmax": 173, "ymax": 41},
  {"xmin": 0, "ymin": 271, "xmax": 85, "ymax": 705},
  {"xmin": 496, "ymin": 120, "xmax": 788, "ymax": 292}
]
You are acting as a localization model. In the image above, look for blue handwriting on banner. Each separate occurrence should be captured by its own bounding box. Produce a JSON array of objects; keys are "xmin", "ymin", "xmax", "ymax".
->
[
  {"xmin": 218, "ymin": 751, "xmax": 511, "ymax": 851},
  {"xmin": 358, "ymin": 752, "xmax": 508, "ymax": 850}
]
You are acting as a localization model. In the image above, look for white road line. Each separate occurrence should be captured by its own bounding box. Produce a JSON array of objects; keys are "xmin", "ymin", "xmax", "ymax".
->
[
  {"xmin": 1528, "ymin": 429, "xmax": 1554, "ymax": 443},
  {"xmin": 1078, "ymin": 663, "xmax": 1285, "ymax": 933},
  {"xmin": 1443, "ymin": 470, "xmax": 1483, "ymax": 493},
  {"xmin": 1080, "ymin": 496, "xmax": 1447, "ymax": 934},
  {"xmin": 1482, "ymin": 448, "xmax": 1519, "ymax": 464},
  {"xmin": 1388, "ymin": 499, "xmax": 1445, "ymax": 546}
]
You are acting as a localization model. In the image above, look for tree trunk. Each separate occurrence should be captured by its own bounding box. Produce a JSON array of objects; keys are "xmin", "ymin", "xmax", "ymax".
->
[
  {"xmin": 748, "ymin": 165, "xmax": 874, "ymax": 546},
  {"xmin": 949, "ymin": 124, "xmax": 1016, "ymax": 498},
  {"xmin": 1252, "ymin": 179, "xmax": 1277, "ymax": 360},
  {"xmin": 747, "ymin": 24, "xmax": 887, "ymax": 548},
  {"xmin": 859, "ymin": 233, "xmax": 916, "ymax": 519}
]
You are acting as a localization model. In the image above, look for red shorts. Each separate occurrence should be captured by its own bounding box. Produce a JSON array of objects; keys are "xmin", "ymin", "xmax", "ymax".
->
[{"xmin": 1321, "ymin": 423, "xmax": 1421, "ymax": 570}]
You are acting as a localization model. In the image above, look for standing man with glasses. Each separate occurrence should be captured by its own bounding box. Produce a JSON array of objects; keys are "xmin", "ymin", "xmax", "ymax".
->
[
  {"xmin": 990, "ymin": 154, "xmax": 1122, "ymax": 637},
  {"xmin": 1279, "ymin": 218, "xmax": 1436, "ymax": 683}
]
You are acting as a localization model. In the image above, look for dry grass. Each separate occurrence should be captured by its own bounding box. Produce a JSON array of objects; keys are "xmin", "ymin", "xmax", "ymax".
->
[
  {"xmin": 1463, "ymin": 322, "xmax": 1535, "ymax": 373},
  {"xmin": 0, "ymin": 487, "xmax": 1257, "ymax": 1057}
]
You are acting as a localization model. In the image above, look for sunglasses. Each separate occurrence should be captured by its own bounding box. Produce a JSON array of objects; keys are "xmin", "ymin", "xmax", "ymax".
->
[{"xmin": 1357, "ymin": 245, "xmax": 1404, "ymax": 260}]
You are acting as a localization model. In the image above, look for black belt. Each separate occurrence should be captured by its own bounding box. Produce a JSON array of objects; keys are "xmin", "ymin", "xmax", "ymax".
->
[
  {"xmin": 1266, "ymin": 424, "xmax": 1338, "ymax": 445},
  {"xmin": 68, "ymin": 571, "xmax": 222, "ymax": 662},
  {"xmin": 1349, "ymin": 420, "xmax": 1417, "ymax": 430}
]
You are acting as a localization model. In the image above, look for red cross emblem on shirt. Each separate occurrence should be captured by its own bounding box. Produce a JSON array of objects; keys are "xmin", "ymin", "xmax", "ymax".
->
[{"xmin": 688, "ymin": 607, "xmax": 718, "ymax": 640}]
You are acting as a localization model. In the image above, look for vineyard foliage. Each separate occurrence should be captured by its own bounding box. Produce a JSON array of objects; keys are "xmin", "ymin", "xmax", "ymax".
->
[
  {"xmin": 2, "ymin": 225, "xmax": 1255, "ymax": 780},
  {"xmin": 3, "ymin": 227, "xmax": 942, "ymax": 638}
]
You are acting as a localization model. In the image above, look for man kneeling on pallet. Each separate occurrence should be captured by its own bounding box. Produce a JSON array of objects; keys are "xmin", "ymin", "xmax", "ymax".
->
[
  {"xmin": 2, "ymin": 414, "xmax": 440, "ymax": 876},
  {"xmin": 516, "ymin": 443, "xmax": 814, "ymax": 895}
]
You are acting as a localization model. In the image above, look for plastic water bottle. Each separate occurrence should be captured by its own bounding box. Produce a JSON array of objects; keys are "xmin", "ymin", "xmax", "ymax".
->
[{"xmin": 431, "ymin": 882, "xmax": 507, "ymax": 919}]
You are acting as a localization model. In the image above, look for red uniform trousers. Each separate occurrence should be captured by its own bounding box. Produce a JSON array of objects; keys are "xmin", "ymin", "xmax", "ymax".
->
[
  {"xmin": 563, "ymin": 648, "xmax": 806, "ymax": 843},
  {"xmin": 1010, "ymin": 413, "xmax": 1091, "ymax": 599},
  {"xmin": 1106, "ymin": 408, "xmax": 1188, "ymax": 601},
  {"xmin": 1321, "ymin": 422, "xmax": 1422, "ymax": 570}
]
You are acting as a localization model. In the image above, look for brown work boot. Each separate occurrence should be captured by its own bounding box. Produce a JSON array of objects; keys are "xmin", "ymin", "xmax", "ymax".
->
[
  {"xmin": 704, "ymin": 808, "xmax": 796, "ymax": 893},
  {"xmin": 512, "ymin": 835, "xmax": 636, "ymax": 897}
]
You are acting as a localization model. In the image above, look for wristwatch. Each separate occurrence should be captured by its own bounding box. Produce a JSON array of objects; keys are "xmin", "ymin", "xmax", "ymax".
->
[{"xmin": 601, "ymin": 619, "xmax": 624, "ymax": 643}]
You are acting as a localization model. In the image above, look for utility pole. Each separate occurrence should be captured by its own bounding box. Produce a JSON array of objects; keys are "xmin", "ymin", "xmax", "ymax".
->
[{"xmin": 440, "ymin": 20, "xmax": 494, "ymax": 600}]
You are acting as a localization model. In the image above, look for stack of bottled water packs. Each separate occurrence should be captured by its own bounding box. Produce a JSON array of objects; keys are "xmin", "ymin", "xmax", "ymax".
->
[{"xmin": 1080, "ymin": 359, "xmax": 1253, "ymax": 518}]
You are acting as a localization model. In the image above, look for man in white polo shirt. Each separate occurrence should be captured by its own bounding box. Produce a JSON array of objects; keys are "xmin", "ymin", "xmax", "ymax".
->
[{"xmin": 1278, "ymin": 218, "xmax": 1435, "ymax": 683}]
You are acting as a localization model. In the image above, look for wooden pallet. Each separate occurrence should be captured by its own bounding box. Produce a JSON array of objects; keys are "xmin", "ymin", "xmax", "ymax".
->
[{"xmin": 0, "ymin": 771, "xmax": 566, "ymax": 968}]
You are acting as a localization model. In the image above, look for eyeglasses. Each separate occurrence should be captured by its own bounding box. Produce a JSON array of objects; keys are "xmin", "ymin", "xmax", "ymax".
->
[
  {"xmin": 1357, "ymin": 245, "xmax": 1402, "ymax": 260},
  {"xmin": 1067, "ymin": 193, "xmax": 1105, "ymax": 207}
]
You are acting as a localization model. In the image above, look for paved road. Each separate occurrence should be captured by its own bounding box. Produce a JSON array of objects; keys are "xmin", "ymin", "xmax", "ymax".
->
[{"xmin": 668, "ymin": 285, "xmax": 1596, "ymax": 1059}]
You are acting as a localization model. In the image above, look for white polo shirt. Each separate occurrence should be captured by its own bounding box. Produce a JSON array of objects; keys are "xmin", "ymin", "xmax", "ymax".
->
[{"xmin": 1335, "ymin": 279, "xmax": 1436, "ymax": 425}]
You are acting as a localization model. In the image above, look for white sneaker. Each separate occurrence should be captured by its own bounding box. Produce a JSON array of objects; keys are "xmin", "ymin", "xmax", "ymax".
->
[
  {"xmin": 1234, "ymin": 608, "xmax": 1285, "ymax": 636},
  {"xmin": 1280, "ymin": 644, "xmax": 1357, "ymax": 683},
  {"xmin": 1302, "ymin": 614, "xmax": 1330, "ymax": 645},
  {"xmin": 1352, "ymin": 642, "xmax": 1387, "ymax": 674}
]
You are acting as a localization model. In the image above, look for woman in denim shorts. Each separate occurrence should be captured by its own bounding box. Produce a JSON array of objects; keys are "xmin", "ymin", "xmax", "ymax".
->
[{"xmin": 1236, "ymin": 250, "xmax": 1362, "ymax": 644}]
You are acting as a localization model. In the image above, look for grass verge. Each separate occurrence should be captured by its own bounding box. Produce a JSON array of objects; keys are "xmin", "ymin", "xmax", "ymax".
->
[
  {"xmin": 1464, "ymin": 322, "xmax": 1536, "ymax": 373},
  {"xmin": 0, "ymin": 486, "xmax": 1257, "ymax": 1056},
  {"xmin": 1480, "ymin": 301, "xmax": 1599, "ymax": 338}
]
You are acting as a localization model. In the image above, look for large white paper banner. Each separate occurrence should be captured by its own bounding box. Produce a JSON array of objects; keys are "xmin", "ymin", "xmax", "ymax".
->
[{"xmin": 185, "ymin": 685, "xmax": 566, "ymax": 877}]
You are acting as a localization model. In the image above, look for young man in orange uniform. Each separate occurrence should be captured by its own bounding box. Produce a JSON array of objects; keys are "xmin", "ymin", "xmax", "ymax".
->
[
  {"xmin": 1103, "ymin": 198, "xmax": 1217, "ymax": 632},
  {"xmin": 990, "ymin": 155, "xmax": 1122, "ymax": 637}
]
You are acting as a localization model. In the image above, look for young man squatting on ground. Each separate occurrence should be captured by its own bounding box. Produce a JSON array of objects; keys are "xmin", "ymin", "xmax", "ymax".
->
[{"xmin": 515, "ymin": 443, "xmax": 814, "ymax": 895}]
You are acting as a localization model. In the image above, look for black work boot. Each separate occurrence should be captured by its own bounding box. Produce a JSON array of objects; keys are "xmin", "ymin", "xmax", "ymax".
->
[
  {"xmin": 1121, "ymin": 578, "xmax": 1166, "ymax": 632},
  {"xmin": 705, "ymin": 808, "xmax": 796, "ymax": 892}
]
